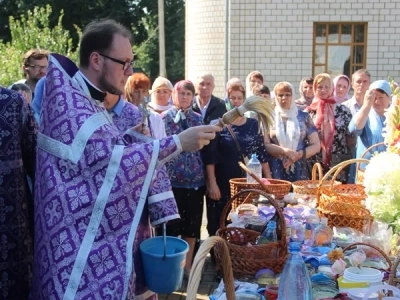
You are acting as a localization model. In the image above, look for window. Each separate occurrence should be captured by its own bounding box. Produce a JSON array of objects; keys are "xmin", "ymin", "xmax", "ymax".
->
[{"xmin": 313, "ymin": 23, "xmax": 367, "ymax": 78}]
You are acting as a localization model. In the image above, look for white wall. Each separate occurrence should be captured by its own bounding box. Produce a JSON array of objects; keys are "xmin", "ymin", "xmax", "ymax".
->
[
  {"xmin": 186, "ymin": 0, "xmax": 400, "ymax": 97},
  {"xmin": 185, "ymin": 0, "xmax": 226, "ymax": 98}
]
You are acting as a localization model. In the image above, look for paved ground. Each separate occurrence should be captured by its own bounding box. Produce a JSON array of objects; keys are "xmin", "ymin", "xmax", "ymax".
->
[{"xmin": 158, "ymin": 203, "xmax": 220, "ymax": 300}]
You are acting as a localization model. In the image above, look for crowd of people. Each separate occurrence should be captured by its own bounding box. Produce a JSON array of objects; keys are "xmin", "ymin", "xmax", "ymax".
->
[{"xmin": 0, "ymin": 18, "xmax": 393, "ymax": 300}]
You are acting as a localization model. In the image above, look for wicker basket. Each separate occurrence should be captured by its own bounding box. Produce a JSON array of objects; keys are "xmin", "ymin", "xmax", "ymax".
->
[
  {"xmin": 317, "ymin": 158, "xmax": 373, "ymax": 232},
  {"xmin": 342, "ymin": 242, "xmax": 392, "ymax": 271},
  {"xmin": 215, "ymin": 189, "xmax": 288, "ymax": 277},
  {"xmin": 229, "ymin": 178, "xmax": 291, "ymax": 201},
  {"xmin": 186, "ymin": 236, "xmax": 236, "ymax": 300},
  {"xmin": 292, "ymin": 162, "xmax": 341, "ymax": 196},
  {"xmin": 356, "ymin": 142, "xmax": 385, "ymax": 184}
]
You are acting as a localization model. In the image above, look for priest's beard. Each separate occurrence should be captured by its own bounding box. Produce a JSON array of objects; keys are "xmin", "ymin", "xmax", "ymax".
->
[{"xmin": 99, "ymin": 66, "xmax": 122, "ymax": 95}]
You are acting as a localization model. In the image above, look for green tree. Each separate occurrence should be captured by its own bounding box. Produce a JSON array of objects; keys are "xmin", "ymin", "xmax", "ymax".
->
[
  {"xmin": 134, "ymin": 0, "xmax": 185, "ymax": 84},
  {"xmin": 0, "ymin": 4, "xmax": 81, "ymax": 87}
]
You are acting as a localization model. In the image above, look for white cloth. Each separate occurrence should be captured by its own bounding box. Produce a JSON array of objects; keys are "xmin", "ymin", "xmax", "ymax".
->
[
  {"xmin": 147, "ymin": 102, "xmax": 172, "ymax": 113},
  {"xmin": 275, "ymin": 83, "xmax": 300, "ymax": 152},
  {"xmin": 173, "ymin": 109, "xmax": 187, "ymax": 123},
  {"xmin": 148, "ymin": 111, "xmax": 166, "ymax": 139}
]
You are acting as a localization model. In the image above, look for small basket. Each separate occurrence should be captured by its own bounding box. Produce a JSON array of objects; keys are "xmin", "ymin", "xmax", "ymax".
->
[
  {"xmin": 342, "ymin": 242, "xmax": 392, "ymax": 272},
  {"xmin": 317, "ymin": 158, "xmax": 373, "ymax": 232},
  {"xmin": 229, "ymin": 178, "xmax": 291, "ymax": 201},
  {"xmin": 215, "ymin": 189, "xmax": 288, "ymax": 277},
  {"xmin": 292, "ymin": 162, "xmax": 341, "ymax": 196},
  {"xmin": 356, "ymin": 142, "xmax": 385, "ymax": 184}
]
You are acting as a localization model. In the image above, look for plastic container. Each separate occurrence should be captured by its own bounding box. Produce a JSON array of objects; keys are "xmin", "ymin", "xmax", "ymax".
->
[
  {"xmin": 277, "ymin": 242, "xmax": 313, "ymax": 300},
  {"xmin": 337, "ymin": 267, "xmax": 384, "ymax": 295},
  {"xmin": 313, "ymin": 217, "xmax": 333, "ymax": 247},
  {"xmin": 343, "ymin": 267, "xmax": 383, "ymax": 284},
  {"xmin": 247, "ymin": 154, "xmax": 262, "ymax": 183},
  {"xmin": 265, "ymin": 284, "xmax": 278, "ymax": 300},
  {"xmin": 347, "ymin": 288, "xmax": 379, "ymax": 300},
  {"xmin": 262, "ymin": 221, "xmax": 277, "ymax": 243},
  {"xmin": 307, "ymin": 208, "xmax": 320, "ymax": 229},
  {"xmin": 140, "ymin": 236, "xmax": 189, "ymax": 294},
  {"xmin": 290, "ymin": 215, "xmax": 305, "ymax": 244}
]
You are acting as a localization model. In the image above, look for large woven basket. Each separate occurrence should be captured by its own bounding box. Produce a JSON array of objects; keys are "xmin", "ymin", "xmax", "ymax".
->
[
  {"xmin": 229, "ymin": 178, "xmax": 291, "ymax": 202},
  {"xmin": 292, "ymin": 162, "xmax": 341, "ymax": 196},
  {"xmin": 317, "ymin": 158, "xmax": 373, "ymax": 232},
  {"xmin": 356, "ymin": 142, "xmax": 385, "ymax": 184},
  {"xmin": 215, "ymin": 189, "xmax": 288, "ymax": 277}
]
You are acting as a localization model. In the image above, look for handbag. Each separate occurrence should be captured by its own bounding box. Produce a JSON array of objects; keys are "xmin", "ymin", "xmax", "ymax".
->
[{"xmin": 226, "ymin": 125, "xmax": 249, "ymax": 165}]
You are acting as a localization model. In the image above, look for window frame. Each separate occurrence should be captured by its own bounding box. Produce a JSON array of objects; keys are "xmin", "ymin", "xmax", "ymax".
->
[{"xmin": 312, "ymin": 22, "xmax": 368, "ymax": 77}]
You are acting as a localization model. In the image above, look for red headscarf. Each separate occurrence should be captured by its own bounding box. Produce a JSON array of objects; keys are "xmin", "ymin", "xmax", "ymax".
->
[{"xmin": 307, "ymin": 73, "xmax": 336, "ymax": 167}]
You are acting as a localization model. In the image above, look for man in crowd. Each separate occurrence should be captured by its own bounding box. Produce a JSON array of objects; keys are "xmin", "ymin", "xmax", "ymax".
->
[
  {"xmin": 14, "ymin": 48, "xmax": 49, "ymax": 97},
  {"xmin": 0, "ymin": 87, "xmax": 37, "ymax": 299},
  {"xmin": 30, "ymin": 19, "xmax": 221, "ymax": 300},
  {"xmin": 343, "ymin": 69, "xmax": 371, "ymax": 116}
]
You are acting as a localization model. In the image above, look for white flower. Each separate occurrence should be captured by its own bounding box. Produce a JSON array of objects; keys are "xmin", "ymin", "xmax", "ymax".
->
[
  {"xmin": 331, "ymin": 258, "xmax": 347, "ymax": 275},
  {"xmin": 349, "ymin": 250, "xmax": 366, "ymax": 267},
  {"xmin": 363, "ymin": 152, "xmax": 400, "ymax": 232}
]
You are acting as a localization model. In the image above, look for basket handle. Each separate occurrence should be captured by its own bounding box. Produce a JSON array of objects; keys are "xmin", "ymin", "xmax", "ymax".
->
[
  {"xmin": 238, "ymin": 161, "xmax": 269, "ymax": 189},
  {"xmin": 186, "ymin": 236, "xmax": 236, "ymax": 300},
  {"xmin": 318, "ymin": 158, "xmax": 370, "ymax": 189},
  {"xmin": 311, "ymin": 162, "xmax": 323, "ymax": 181},
  {"xmin": 360, "ymin": 142, "xmax": 386, "ymax": 159},
  {"xmin": 356, "ymin": 142, "xmax": 386, "ymax": 180},
  {"xmin": 342, "ymin": 242, "xmax": 392, "ymax": 271},
  {"xmin": 219, "ymin": 189, "xmax": 287, "ymax": 243}
]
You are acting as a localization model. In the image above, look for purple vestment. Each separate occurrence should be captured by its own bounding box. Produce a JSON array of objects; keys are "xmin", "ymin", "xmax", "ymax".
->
[
  {"xmin": 31, "ymin": 54, "xmax": 180, "ymax": 300},
  {"xmin": 0, "ymin": 87, "xmax": 37, "ymax": 299}
]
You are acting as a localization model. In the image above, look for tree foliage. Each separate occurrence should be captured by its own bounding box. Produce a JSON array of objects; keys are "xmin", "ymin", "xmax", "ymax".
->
[
  {"xmin": 0, "ymin": 0, "xmax": 185, "ymax": 86},
  {"xmin": 134, "ymin": 0, "xmax": 185, "ymax": 83},
  {"xmin": 0, "ymin": 4, "xmax": 81, "ymax": 86}
]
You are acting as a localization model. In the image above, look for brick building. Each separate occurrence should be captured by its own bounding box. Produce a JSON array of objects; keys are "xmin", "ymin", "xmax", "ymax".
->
[{"xmin": 185, "ymin": 0, "xmax": 400, "ymax": 98}]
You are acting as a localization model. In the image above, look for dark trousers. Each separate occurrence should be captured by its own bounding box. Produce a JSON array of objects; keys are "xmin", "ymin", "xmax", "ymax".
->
[{"xmin": 205, "ymin": 195, "xmax": 229, "ymax": 236}]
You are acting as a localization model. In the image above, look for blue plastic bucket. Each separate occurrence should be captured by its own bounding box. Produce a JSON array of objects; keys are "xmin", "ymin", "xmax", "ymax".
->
[{"xmin": 140, "ymin": 236, "xmax": 189, "ymax": 294}]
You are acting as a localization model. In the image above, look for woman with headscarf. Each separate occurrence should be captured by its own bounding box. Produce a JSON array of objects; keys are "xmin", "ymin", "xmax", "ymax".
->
[
  {"xmin": 265, "ymin": 82, "xmax": 320, "ymax": 181},
  {"xmin": 306, "ymin": 73, "xmax": 353, "ymax": 182},
  {"xmin": 295, "ymin": 77, "xmax": 314, "ymax": 111},
  {"xmin": 125, "ymin": 74, "xmax": 166, "ymax": 139},
  {"xmin": 224, "ymin": 77, "xmax": 242, "ymax": 110},
  {"xmin": 245, "ymin": 71, "xmax": 264, "ymax": 98},
  {"xmin": 148, "ymin": 76, "xmax": 173, "ymax": 114},
  {"xmin": 161, "ymin": 80, "xmax": 205, "ymax": 276},
  {"xmin": 203, "ymin": 83, "xmax": 271, "ymax": 237},
  {"xmin": 348, "ymin": 80, "xmax": 390, "ymax": 182},
  {"xmin": 333, "ymin": 74, "xmax": 351, "ymax": 104}
]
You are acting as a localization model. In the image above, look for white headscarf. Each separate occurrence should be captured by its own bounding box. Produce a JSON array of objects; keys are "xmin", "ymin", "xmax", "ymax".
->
[
  {"xmin": 274, "ymin": 82, "xmax": 300, "ymax": 152},
  {"xmin": 245, "ymin": 71, "xmax": 264, "ymax": 98}
]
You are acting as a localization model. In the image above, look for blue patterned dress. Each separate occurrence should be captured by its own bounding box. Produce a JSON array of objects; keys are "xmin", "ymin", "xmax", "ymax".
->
[
  {"xmin": 0, "ymin": 87, "xmax": 37, "ymax": 299},
  {"xmin": 269, "ymin": 111, "xmax": 317, "ymax": 181},
  {"xmin": 162, "ymin": 107, "xmax": 206, "ymax": 238}
]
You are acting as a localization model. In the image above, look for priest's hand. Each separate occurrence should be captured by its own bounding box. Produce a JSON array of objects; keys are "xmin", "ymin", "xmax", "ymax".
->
[
  {"xmin": 178, "ymin": 125, "xmax": 222, "ymax": 151},
  {"xmin": 131, "ymin": 123, "xmax": 151, "ymax": 136}
]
